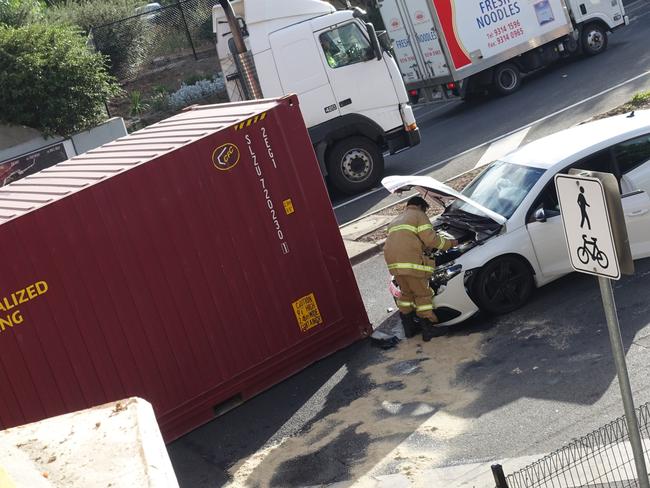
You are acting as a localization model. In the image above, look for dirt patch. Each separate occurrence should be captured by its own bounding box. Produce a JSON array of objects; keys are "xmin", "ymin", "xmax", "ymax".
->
[{"xmin": 227, "ymin": 332, "xmax": 485, "ymax": 487}]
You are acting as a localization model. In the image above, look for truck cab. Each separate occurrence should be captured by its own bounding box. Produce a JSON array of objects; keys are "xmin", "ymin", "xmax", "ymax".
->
[{"xmin": 213, "ymin": 0, "xmax": 420, "ymax": 195}]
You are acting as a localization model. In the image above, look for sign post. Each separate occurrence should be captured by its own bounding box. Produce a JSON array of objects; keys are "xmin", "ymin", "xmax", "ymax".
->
[{"xmin": 556, "ymin": 170, "xmax": 648, "ymax": 488}]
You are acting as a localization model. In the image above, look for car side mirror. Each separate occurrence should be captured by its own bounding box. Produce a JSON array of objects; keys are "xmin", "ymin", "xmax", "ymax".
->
[
  {"xmin": 534, "ymin": 208, "xmax": 547, "ymax": 223},
  {"xmin": 365, "ymin": 22, "xmax": 383, "ymax": 61}
]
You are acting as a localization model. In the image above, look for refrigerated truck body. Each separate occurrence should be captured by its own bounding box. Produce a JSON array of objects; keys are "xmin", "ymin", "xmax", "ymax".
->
[{"xmin": 378, "ymin": 0, "xmax": 628, "ymax": 99}]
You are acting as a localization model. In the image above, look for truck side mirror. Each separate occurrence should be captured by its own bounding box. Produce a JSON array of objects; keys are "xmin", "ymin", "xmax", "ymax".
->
[
  {"xmin": 365, "ymin": 22, "xmax": 382, "ymax": 61},
  {"xmin": 377, "ymin": 30, "xmax": 392, "ymax": 52},
  {"xmin": 534, "ymin": 208, "xmax": 547, "ymax": 223}
]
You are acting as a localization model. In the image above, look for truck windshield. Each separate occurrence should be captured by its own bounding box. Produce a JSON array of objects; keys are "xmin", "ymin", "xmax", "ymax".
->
[
  {"xmin": 449, "ymin": 161, "xmax": 545, "ymax": 219},
  {"xmin": 320, "ymin": 23, "xmax": 374, "ymax": 69}
]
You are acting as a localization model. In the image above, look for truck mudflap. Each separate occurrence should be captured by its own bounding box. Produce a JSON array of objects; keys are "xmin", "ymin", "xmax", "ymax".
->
[{"xmin": 386, "ymin": 103, "xmax": 420, "ymax": 154}]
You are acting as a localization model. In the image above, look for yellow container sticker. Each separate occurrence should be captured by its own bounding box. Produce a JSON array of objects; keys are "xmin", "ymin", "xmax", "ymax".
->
[
  {"xmin": 292, "ymin": 293, "xmax": 323, "ymax": 332},
  {"xmin": 283, "ymin": 198, "xmax": 295, "ymax": 215}
]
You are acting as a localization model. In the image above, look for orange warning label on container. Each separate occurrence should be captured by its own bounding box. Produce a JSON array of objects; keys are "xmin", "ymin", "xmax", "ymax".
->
[
  {"xmin": 283, "ymin": 198, "xmax": 294, "ymax": 215},
  {"xmin": 292, "ymin": 293, "xmax": 323, "ymax": 333}
]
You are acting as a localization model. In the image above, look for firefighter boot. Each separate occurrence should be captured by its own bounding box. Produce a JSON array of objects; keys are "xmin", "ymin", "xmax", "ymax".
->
[
  {"xmin": 400, "ymin": 312, "xmax": 421, "ymax": 338},
  {"xmin": 421, "ymin": 322, "xmax": 449, "ymax": 342}
]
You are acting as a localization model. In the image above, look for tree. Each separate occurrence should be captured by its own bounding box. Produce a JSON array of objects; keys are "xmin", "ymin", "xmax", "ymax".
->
[
  {"xmin": 0, "ymin": 23, "xmax": 121, "ymax": 137},
  {"xmin": 0, "ymin": 0, "xmax": 42, "ymax": 27}
]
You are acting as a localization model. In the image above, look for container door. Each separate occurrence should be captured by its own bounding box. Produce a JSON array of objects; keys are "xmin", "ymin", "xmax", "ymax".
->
[
  {"xmin": 378, "ymin": 0, "xmax": 425, "ymax": 84},
  {"xmin": 270, "ymin": 22, "xmax": 340, "ymax": 129},
  {"xmin": 315, "ymin": 20, "xmax": 402, "ymax": 132},
  {"xmin": 398, "ymin": 0, "xmax": 449, "ymax": 78}
]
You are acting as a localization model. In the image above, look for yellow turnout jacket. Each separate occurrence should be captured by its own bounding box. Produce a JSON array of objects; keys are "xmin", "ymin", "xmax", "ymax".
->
[{"xmin": 383, "ymin": 204, "xmax": 453, "ymax": 278}]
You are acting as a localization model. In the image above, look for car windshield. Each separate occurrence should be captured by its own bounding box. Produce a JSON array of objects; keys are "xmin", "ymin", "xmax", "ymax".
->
[{"xmin": 449, "ymin": 161, "xmax": 545, "ymax": 219}]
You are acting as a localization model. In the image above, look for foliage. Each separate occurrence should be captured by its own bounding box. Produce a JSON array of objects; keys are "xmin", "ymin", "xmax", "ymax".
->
[
  {"xmin": 46, "ymin": 0, "xmax": 151, "ymax": 79},
  {"xmin": 0, "ymin": 23, "xmax": 121, "ymax": 137},
  {"xmin": 0, "ymin": 0, "xmax": 43, "ymax": 27},
  {"xmin": 168, "ymin": 75, "xmax": 225, "ymax": 109},
  {"xmin": 183, "ymin": 73, "xmax": 212, "ymax": 85},
  {"xmin": 630, "ymin": 91, "xmax": 650, "ymax": 107},
  {"xmin": 148, "ymin": 86, "xmax": 171, "ymax": 112},
  {"xmin": 129, "ymin": 90, "xmax": 150, "ymax": 116}
]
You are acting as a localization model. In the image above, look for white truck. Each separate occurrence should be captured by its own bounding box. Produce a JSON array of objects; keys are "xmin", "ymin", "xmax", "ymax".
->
[
  {"xmin": 212, "ymin": 0, "xmax": 420, "ymax": 194},
  {"xmin": 377, "ymin": 0, "xmax": 629, "ymax": 99}
]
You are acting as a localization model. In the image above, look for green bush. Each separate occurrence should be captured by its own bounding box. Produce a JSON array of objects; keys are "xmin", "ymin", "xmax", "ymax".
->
[
  {"xmin": 46, "ymin": 0, "xmax": 151, "ymax": 79},
  {"xmin": 630, "ymin": 91, "xmax": 650, "ymax": 107},
  {"xmin": 0, "ymin": 23, "xmax": 122, "ymax": 137},
  {"xmin": 0, "ymin": 0, "xmax": 42, "ymax": 27}
]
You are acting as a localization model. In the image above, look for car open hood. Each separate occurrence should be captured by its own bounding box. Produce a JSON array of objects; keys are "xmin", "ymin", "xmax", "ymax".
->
[{"xmin": 382, "ymin": 175, "xmax": 507, "ymax": 226}]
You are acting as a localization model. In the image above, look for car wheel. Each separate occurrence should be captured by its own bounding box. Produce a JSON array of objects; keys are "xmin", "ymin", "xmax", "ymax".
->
[
  {"xmin": 493, "ymin": 63, "xmax": 522, "ymax": 96},
  {"xmin": 472, "ymin": 256, "xmax": 534, "ymax": 315},
  {"xmin": 581, "ymin": 23, "xmax": 608, "ymax": 56},
  {"xmin": 326, "ymin": 136, "xmax": 384, "ymax": 195}
]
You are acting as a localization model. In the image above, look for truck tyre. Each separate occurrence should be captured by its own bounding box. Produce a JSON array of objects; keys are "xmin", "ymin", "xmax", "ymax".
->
[
  {"xmin": 581, "ymin": 23, "xmax": 608, "ymax": 56},
  {"xmin": 493, "ymin": 63, "xmax": 522, "ymax": 96},
  {"xmin": 326, "ymin": 136, "xmax": 384, "ymax": 195}
]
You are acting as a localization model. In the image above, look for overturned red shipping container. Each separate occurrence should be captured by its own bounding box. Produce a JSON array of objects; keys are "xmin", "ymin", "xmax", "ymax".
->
[{"xmin": 0, "ymin": 96, "xmax": 371, "ymax": 441}]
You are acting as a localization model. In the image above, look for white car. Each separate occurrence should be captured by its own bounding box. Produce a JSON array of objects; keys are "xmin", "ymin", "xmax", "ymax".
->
[{"xmin": 383, "ymin": 110, "xmax": 650, "ymax": 325}]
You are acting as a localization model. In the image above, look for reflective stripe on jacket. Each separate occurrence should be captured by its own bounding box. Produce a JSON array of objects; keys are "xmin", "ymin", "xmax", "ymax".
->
[{"xmin": 383, "ymin": 204, "xmax": 452, "ymax": 278}]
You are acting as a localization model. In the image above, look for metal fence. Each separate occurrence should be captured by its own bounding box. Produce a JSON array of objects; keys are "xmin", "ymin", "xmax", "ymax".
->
[
  {"xmin": 90, "ymin": 0, "xmax": 219, "ymax": 80},
  {"xmin": 494, "ymin": 402, "xmax": 650, "ymax": 487},
  {"xmin": 88, "ymin": 0, "xmax": 226, "ymax": 128}
]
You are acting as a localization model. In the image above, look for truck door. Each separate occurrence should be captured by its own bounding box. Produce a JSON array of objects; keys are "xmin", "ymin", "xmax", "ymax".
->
[
  {"xmin": 269, "ymin": 22, "xmax": 340, "ymax": 129},
  {"xmin": 315, "ymin": 21, "xmax": 402, "ymax": 132},
  {"xmin": 568, "ymin": 0, "xmax": 626, "ymax": 27}
]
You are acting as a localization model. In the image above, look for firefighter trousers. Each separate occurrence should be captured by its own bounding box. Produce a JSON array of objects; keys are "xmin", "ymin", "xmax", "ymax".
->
[{"xmin": 394, "ymin": 275, "xmax": 438, "ymax": 323}]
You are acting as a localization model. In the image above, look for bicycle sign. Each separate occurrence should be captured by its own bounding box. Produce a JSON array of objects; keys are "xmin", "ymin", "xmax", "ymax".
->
[{"xmin": 555, "ymin": 173, "xmax": 621, "ymax": 279}]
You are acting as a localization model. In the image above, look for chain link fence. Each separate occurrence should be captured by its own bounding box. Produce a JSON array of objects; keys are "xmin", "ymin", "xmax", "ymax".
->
[{"xmin": 89, "ymin": 0, "xmax": 226, "ymax": 128}]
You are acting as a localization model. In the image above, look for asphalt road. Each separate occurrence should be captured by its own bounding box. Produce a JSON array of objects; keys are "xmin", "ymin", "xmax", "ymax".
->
[
  {"xmin": 168, "ymin": 5, "xmax": 650, "ymax": 487},
  {"xmin": 333, "ymin": 0, "xmax": 650, "ymax": 224}
]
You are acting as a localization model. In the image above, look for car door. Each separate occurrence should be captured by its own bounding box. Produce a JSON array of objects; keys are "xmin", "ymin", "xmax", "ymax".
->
[
  {"xmin": 613, "ymin": 132, "xmax": 650, "ymax": 258},
  {"xmin": 525, "ymin": 180, "xmax": 569, "ymax": 281}
]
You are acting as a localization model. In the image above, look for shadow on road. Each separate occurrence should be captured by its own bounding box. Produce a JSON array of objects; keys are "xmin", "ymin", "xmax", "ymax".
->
[{"xmin": 456, "ymin": 258, "xmax": 650, "ymax": 418}]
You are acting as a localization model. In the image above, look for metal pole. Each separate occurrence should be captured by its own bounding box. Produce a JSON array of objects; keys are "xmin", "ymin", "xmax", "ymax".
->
[
  {"xmin": 598, "ymin": 276, "xmax": 650, "ymax": 488},
  {"xmin": 177, "ymin": 1, "xmax": 198, "ymax": 60},
  {"xmin": 218, "ymin": 0, "xmax": 263, "ymax": 99},
  {"xmin": 491, "ymin": 464, "xmax": 509, "ymax": 488}
]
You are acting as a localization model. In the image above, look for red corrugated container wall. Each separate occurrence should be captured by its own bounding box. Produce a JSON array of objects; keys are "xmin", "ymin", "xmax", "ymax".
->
[{"xmin": 0, "ymin": 96, "xmax": 371, "ymax": 441}]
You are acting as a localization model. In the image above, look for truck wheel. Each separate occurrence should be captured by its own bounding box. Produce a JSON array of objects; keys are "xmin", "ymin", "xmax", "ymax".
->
[
  {"xmin": 581, "ymin": 23, "xmax": 608, "ymax": 56},
  {"xmin": 326, "ymin": 136, "xmax": 384, "ymax": 195},
  {"xmin": 493, "ymin": 63, "xmax": 522, "ymax": 96}
]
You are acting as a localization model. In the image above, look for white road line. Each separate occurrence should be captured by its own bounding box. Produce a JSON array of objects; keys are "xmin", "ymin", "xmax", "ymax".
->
[
  {"xmin": 475, "ymin": 127, "xmax": 531, "ymax": 168},
  {"xmin": 333, "ymin": 69, "xmax": 650, "ymax": 211}
]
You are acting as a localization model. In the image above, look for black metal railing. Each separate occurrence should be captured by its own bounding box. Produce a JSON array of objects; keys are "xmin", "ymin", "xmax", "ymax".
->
[{"xmin": 493, "ymin": 402, "xmax": 650, "ymax": 487}]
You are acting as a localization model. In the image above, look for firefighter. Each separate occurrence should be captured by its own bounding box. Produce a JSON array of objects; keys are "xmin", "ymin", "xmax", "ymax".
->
[{"xmin": 384, "ymin": 196, "xmax": 457, "ymax": 341}]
